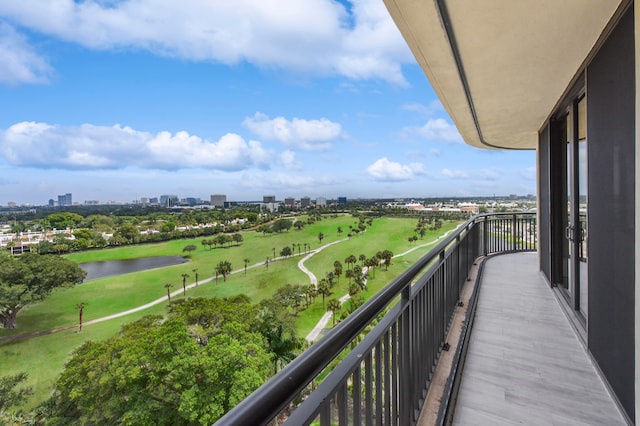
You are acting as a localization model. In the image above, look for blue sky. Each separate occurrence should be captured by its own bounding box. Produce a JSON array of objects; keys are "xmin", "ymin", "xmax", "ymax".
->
[{"xmin": 0, "ymin": 0, "xmax": 535, "ymax": 205}]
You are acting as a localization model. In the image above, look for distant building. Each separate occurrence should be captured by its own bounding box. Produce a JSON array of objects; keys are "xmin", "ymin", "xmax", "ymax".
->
[
  {"xmin": 337, "ymin": 196, "xmax": 347, "ymax": 204},
  {"xmin": 7, "ymin": 202, "xmax": 16, "ymax": 208},
  {"xmin": 57, "ymin": 193, "xmax": 72, "ymax": 207},
  {"xmin": 48, "ymin": 199, "xmax": 55, "ymax": 207},
  {"xmin": 149, "ymin": 197, "xmax": 159, "ymax": 204},
  {"xmin": 140, "ymin": 197, "xmax": 149, "ymax": 204},
  {"xmin": 262, "ymin": 202, "xmax": 278, "ymax": 213},
  {"xmin": 210, "ymin": 194, "xmax": 227, "ymax": 207},
  {"xmin": 316, "ymin": 197, "xmax": 327, "ymax": 207},
  {"xmin": 300, "ymin": 196, "xmax": 311, "ymax": 208},
  {"xmin": 84, "ymin": 200, "xmax": 100, "ymax": 205},
  {"xmin": 159, "ymin": 195, "xmax": 178, "ymax": 207},
  {"xmin": 284, "ymin": 197, "xmax": 295, "ymax": 207},
  {"xmin": 263, "ymin": 195, "xmax": 276, "ymax": 203},
  {"xmin": 7, "ymin": 242, "xmax": 31, "ymax": 256}
]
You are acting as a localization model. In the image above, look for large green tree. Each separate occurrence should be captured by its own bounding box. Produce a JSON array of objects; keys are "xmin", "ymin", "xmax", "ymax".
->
[
  {"xmin": 44, "ymin": 315, "xmax": 271, "ymax": 425},
  {"xmin": 0, "ymin": 253, "xmax": 86, "ymax": 329},
  {"xmin": 46, "ymin": 212, "xmax": 83, "ymax": 230},
  {"xmin": 271, "ymin": 219, "xmax": 292, "ymax": 233}
]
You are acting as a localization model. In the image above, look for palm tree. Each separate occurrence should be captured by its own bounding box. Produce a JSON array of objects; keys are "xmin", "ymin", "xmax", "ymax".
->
[
  {"xmin": 333, "ymin": 261, "xmax": 343, "ymax": 282},
  {"xmin": 181, "ymin": 273, "xmax": 190, "ymax": 295},
  {"xmin": 345, "ymin": 269, "xmax": 354, "ymax": 284},
  {"xmin": 76, "ymin": 302, "xmax": 87, "ymax": 332},
  {"xmin": 317, "ymin": 280, "xmax": 331, "ymax": 309},
  {"xmin": 264, "ymin": 325, "xmax": 301, "ymax": 374},
  {"xmin": 327, "ymin": 298, "xmax": 342, "ymax": 326},
  {"xmin": 244, "ymin": 258, "xmax": 250, "ymax": 275},
  {"xmin": 192, "ymin": 268, "xmax": 199, "ymax": 286},
  {"xmin": 164, "ymin": 283, "xmax": 173, "ymax": 302},
  {"xmin": 318, "ymin": 232, "xmax": 324, "ymax": 243},
  {"xmin": 359, "ymin": 254, "xmax": 366, "ymax": 268},
  {"xmin": 217, "ymin": 260, "xmax": 232, "ymax": 281},
  {"xmin": 381, "ymin": 250, "xmax": 394, "ymax": 270},
  {"xmin": 345, "ymin": 254, "xmax": 357, "ymax": 270}
]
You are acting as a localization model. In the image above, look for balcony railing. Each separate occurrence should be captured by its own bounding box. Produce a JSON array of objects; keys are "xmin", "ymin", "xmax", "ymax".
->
[{"xmin": 215, "ymin": 212, "xmax": 537, "ymax": 426}]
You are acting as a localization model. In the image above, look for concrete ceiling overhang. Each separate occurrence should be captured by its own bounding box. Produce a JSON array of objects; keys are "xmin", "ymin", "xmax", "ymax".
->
[{"xmin": 384, "ymin": 0, "xmax": 623, "ymax": 150}]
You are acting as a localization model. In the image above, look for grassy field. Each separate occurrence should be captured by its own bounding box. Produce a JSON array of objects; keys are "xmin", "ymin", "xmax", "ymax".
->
[{"xmin": 0, "ymin": 214, "xmax": 462, "ymax": 409}]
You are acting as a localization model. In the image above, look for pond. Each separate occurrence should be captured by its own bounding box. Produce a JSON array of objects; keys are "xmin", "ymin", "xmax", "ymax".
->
[{"xmin": 80, "ymin": 256, "xmax": 189, "ymax": 281}]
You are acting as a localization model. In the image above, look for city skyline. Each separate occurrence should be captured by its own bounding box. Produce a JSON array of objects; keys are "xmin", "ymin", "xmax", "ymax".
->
[{"xmin": 0, "ymin": 1, "xmax": 535, "ymax": 206}]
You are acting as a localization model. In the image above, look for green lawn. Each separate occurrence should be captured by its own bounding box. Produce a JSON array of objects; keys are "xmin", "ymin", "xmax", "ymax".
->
[{"xmin": 0, "ymin": 214, "xmax": 462, "ymax": 410}]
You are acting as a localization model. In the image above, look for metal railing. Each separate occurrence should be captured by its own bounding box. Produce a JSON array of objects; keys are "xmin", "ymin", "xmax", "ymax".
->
[{"xmin": 215, "ymin": 213, "xmax": 536, "ymax": 426}]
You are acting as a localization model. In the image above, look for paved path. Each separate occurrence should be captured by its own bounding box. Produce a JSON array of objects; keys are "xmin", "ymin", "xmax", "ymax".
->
[
  {"xmin": 304, "ymin": 226, "xmax": 459, "ymax": 342},
  {"xmin": 297, "ymin": 238, "xmax": 349, "ymax": 286}
]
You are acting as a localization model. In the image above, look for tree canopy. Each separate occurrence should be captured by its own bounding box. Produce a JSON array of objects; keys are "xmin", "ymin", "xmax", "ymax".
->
[
  {"xmin": 43, "ymin": 296, "xmax": 302, "ymax": 424},
  {"xmin": 0, "ymin": 253, "xmax": 86, "ymax": 329},
  {"xmin": 44, "ymin": 314, "xmax": 272, "ymax": 425}
]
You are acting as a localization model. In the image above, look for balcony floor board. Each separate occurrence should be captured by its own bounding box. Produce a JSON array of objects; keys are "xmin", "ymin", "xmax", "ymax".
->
[{"xmin": 452, "ymin": 252, "xmax": 627, "ymax": 426}]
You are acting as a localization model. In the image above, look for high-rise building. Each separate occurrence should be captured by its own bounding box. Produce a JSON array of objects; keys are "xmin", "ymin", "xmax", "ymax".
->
[
  {"xmin": 337, "ymin": 196, "xmax": 347, "ymax": 204},
  {"xmin": 57, "ymin": 193, "xmax": 72, "ymax": 207},
  {"xmin": 284, "ymin": 197, "xmax": 295, "ymax": 207},
  {"xmin": 300, "ymin": 196, "xmax": 311, "ymax": 208},
  {"xmin": 316, "ymin": 197, "xmax": 326, "ymax": 207},
  {"xmin": 263, "ymin": 195, "xmax": 276, "ymax": 203},
  {"xmin": 159, "ymin": 195, "xmax": 178, "ymax": 207},
  {"xmin": 210, "ymin": 194, "xmax": 227, "ymax": 207}
]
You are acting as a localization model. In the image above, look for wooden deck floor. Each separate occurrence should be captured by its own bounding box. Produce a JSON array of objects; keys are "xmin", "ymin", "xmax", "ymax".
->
[{"xmin": 452, "ymin": 252, "xmax": 628, "ymax": 426}]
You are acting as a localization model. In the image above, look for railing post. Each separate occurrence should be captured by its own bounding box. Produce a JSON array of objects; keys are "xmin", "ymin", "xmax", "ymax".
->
[
  {"xmin": 400, "ymin": 285, "xmax": 411, "ymax": 425},
  {"xmin": 440, "ymin": 250, "xmax": 446, "ymax": 346},
  {"xmin": 512, "ymin": 214, "xmax": 517, "ymax": 251},
  {"xmin": 483, "ymin": 216, "xmax": 488, "ymax": 255}
]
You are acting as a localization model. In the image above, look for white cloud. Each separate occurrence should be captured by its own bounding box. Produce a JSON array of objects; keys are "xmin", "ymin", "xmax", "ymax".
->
[
  {"xmin": 366, "ymin": 157, "xmax": 425, "ymax": 181},
  {"xmin": 0, "ymin": 0, "xmax": 413, "ymax": 85},
  {"xmin": 0, "ymin": 22, "xmax": 51, "ymax": 85},
  {"xmin": 405, "ymin": 118, "xmax": 463, "ymax": 143},
  {"xmin": 401, "ymin": 100, "xmax": 444, "ymax": 116},
  {"xmin": 243, "ymin": 112, "xmax": 343, "ymax": 151},
  {"xmin": 0, "ymin": 121, "xmax": 272, "ymax": 171},
  {"xmin": 441, "ymin": 168, "xmax": 469, "ymax": 179},
  {"xmin": 279, "ymin": 150, "xmax": 302, "ymax": 170}
]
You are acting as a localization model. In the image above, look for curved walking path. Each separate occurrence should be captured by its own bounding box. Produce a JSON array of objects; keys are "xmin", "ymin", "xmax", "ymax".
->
[
  {"xmin": 1, "ymin": 226, "xmax": 460, "ymax": 344},
  {"xmin": 304, "ymin": 226, "xmax": 459, "ymax": 342}
]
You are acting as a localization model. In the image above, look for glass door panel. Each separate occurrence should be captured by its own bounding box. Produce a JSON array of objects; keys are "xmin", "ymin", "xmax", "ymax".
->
[
  {"xmin": 577, "ymin": 96, "xmax": 588, "ymax": 317},
  {"xmin": 561, "ymin": 95, "xmax": 588, "ymax": 318}
]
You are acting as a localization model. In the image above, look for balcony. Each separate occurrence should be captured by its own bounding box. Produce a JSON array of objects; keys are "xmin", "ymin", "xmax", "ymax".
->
[
  {"xmin": 444, "ymin": 252, "xmax": 626, "ymax": 425},
  {"xmin": 215, "ymin": 213, "xmax": 627, "ymax": 425}
]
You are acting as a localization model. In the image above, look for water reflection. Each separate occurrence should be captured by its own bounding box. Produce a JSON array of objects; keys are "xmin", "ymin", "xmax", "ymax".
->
[{"xmin": 80, "ymin": 256, "xmax": 188, "ymax": 281}]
